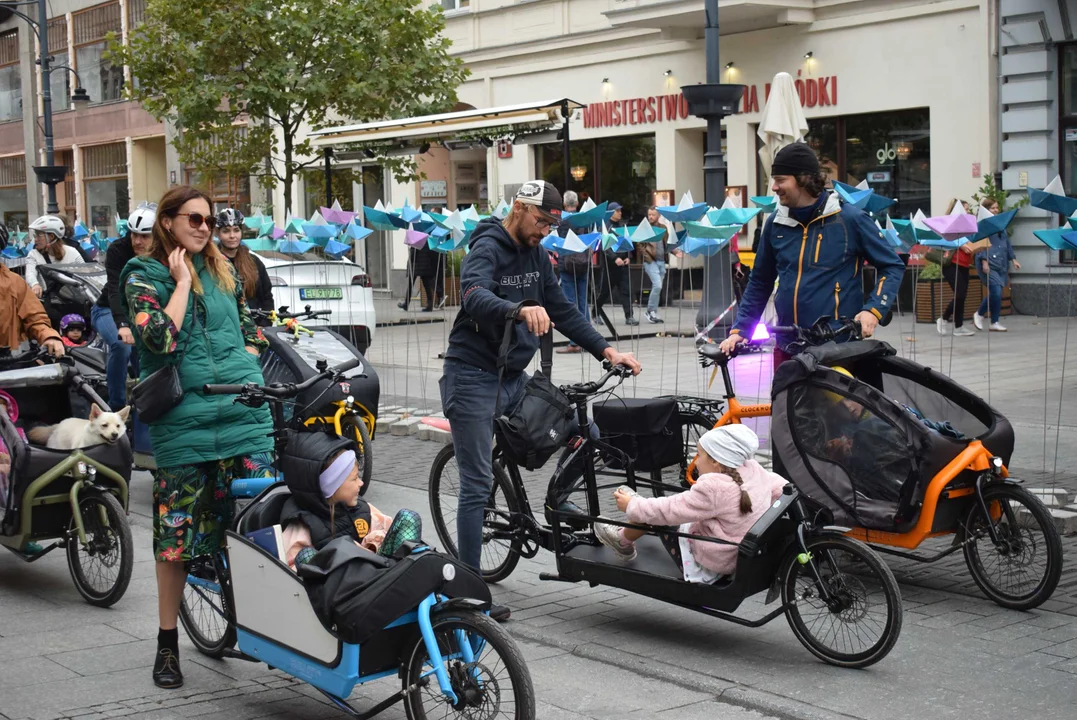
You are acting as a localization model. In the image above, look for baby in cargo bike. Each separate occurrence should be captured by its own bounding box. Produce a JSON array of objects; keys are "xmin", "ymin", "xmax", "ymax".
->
[{"xmin": 594, "ymin": 425, "xmax": 788, "ymax": 582}]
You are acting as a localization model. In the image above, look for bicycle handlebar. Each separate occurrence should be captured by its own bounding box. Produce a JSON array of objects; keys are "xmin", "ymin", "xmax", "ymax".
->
[
  {"xmin": 251, "ymin": 305, "xmax": 333, "ymax": 321},
  {"xmin": 562, "ymin": 362, "xmax": 632, "ymax": 397},
  {"xmin": 203, "ymin": 357, "xmax": 361, "ymax": 400}
]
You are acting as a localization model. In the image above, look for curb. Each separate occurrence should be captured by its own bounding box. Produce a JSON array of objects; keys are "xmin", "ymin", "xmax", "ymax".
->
[{"xmin": 509, "ymin": 622, "xmax": 855, "ymax": 720}]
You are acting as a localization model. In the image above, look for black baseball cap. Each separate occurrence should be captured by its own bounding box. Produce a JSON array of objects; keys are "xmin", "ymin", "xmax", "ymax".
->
[{"xmin": 515, "ymin": 180, "xmax": 563, "ymax": 220}]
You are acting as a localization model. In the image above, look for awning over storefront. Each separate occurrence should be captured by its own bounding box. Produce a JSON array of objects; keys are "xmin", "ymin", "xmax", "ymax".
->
[{"xmin": 309, "ymin": 99, "xmax": 585, "ymax": 149}]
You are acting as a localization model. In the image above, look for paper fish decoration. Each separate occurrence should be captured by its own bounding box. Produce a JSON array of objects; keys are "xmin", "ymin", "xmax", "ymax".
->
[
  {"xmin": 278, "ymin": 239, "xmax": 315, "ymax": 254},
  {"xmin": 683, "ymin": 218, "xmax": 741, "ymax": 241},
  {"xmin": 971, "ymin": 205, "xmax": 1017, "ymax": 241},
  {"xmin": 561, "ymin": 200, "xmax": 609, "ymax": 230},
  {"xmin": 750, "ymin": 195, "xmax": 778, "ymax": 213},
  {"xmin": 285, "ymin": 215, "xmax": 307, "ymax": 235},
  {"xmin": 706, "ymin": 197, "xmax": 760, "ymax": 227},
  {"xmin": 541, "ymin": 228, "xmax": 596, "ymax": 255},
  {"xmin": 1030, "ymin": 175, "xmax": 1077, "ymax": 217},
  {"xmin": 878, "ymin": 217, "xmax": 905, "ymax": 249},
  {"xmin": 302, "ymin": 222, "xmax": 337, "ymax": 239},
  {"xmin": 681, "ymin": 234, "xmax": 732, "ymax": 256},
  {"xmin": 656, "ymin": 191, "xmax": 709, "ymax": 223},
  {"xmin": 270, "ymin": 227, "xmax": 286, "ymax": 240},
  {"xmin": 345, "ymin": 220, "xmax": 373, "ymax": 242},
  {"xmin": 363, "ymin": 204, "xmax": 408, "ymax": 232},
  {"xmin": 320, "ymin": 200, "xmax": 358, "ymax": 226},
  {"xmin": 405, "ymin": 228, "xmax": 429, "ymax": 248},
  {"xmin": 116, "ymin": 217, "xmax": 129, "ymax": 237},
  {"xmin": 72, "ymin": 221, "xmax": 89, "ymax": 240},
  {"xmin": 242, "ymin": 238, "xmax": 278, "ymax": 252},
  {"xmin": 629, "ymin": 219, "xmax": 666, "ymax": 243},
  {"xmin": 490, "ymin": 199, "xmax": 511, "ymax": 220},
  {"xmin": 324, "ymin": 239, "xmax": 352, "ymax": 257},
  {"xmin": 922, "ymin": 201, "xmax": 977, "ymax": 241}
]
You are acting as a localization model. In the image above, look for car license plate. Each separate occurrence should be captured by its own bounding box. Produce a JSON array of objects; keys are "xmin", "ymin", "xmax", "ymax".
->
[{"xmin": 299, "ymin": 287, "xmax": 343, "ymax": 300}]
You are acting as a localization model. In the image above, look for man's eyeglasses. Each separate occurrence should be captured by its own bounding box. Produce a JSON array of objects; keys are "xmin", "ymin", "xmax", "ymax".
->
[
  {"xmin": 176, "ymin": 212, "xmax": 217, "ymax": 231},
  {"xmin": 529, "ymin": 207, "xmax": 558, "ymax": 231}
]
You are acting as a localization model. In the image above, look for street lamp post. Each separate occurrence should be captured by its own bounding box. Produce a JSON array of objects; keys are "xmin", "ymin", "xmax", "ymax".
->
[
  {"xmin": 682, "ymin": 0, "xmax": 745, "ymax": 337},
  {"xmin": 3, "ymin": 0, "xmax": 91, "ymax": 215}
]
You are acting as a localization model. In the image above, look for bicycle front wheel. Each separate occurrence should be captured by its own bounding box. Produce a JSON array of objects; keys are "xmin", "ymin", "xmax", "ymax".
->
[
  {"xmin": 66, "ymin": 490, "xmax": 133, "ymax": 608},
  {"xmin": 179, "ymin": 554, "xmax": 236, "ymax": 658},
  {"xmin": 403, "ymin": 609, "xmax": 535, "ymax": 720},
  {"xmin": 963, "ymin": 483, "xmax": 1063, "ymax": 610},
  {"xmin": 429, "ymin": 444, "xmax": 522, "ymax": 583},
  {"xmin": 781, "ymin": 534, "xmax": 903, "ymax": 669}
]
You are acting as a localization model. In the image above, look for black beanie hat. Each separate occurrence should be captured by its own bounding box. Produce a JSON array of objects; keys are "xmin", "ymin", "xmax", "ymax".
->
[{"xmin": 771, "ymin": 143, "xmax": 820, "ymax": 176}]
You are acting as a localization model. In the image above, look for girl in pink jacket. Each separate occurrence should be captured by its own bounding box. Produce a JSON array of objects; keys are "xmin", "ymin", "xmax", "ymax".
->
[{"xmin": 594, "ymin": 425, "xmax": 787, "ymax": 581}]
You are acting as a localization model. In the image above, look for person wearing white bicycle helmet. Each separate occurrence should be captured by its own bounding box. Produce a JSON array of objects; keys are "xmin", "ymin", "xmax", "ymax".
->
[
  {"xmin": 215, "ymin": 207, "xmax": 275, "ymax": 322},
  {"xmin": 24, "ymin": 214, "xmax": 83, "ymax": 297},
  {"xmin": 91, "ymin": 202, "xmax": 157, "ymax": 410}
]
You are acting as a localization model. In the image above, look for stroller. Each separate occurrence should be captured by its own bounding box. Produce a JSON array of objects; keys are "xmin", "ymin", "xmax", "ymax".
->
[
  {"xmin": 0, "ymin": 352, "xmax": 134, "ymax": 607},
  {"xmin": 769, "ymin": 339, "xmax": 1061, "ymax": 610}
]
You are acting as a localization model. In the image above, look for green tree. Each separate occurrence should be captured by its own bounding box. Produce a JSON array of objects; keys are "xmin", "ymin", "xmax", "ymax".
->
[{"xmin": 111, "ymin": 0, "xmax": 467, "ymax": 213}]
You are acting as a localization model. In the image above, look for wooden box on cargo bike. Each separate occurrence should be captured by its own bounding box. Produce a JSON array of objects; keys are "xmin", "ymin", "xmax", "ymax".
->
[{"xmin": 428, "ymin": 363, "xmax": 904, "ymax": 669}]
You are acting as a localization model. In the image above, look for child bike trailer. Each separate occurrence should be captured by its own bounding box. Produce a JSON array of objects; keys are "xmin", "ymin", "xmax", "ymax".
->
[{"xmin": 770, "ymin": 340, "xmax": 1014, "ymax": 534}]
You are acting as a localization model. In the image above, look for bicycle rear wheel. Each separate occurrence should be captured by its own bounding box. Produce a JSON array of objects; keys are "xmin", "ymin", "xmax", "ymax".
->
[
  {"xmin": 179, "ymin": 554, "xmax": 236, "ymax": 658},
  {"xmin": 429, "ymin": 444, "xmax": 522, "ymax": 583},
  {"xmin": 781, "ymin": 534, "xmax": 903, "ymax": 669},
  {"xmin": 677, "ymin": 410, "xmax": 718, "ymax": 490},
  {"xmin": 963, "ymin": 484, "xmax": 1063, "ymax": 610},
  {"xmin": 340, "ymin": 414, "xmax": 373, "ymax": 495}
]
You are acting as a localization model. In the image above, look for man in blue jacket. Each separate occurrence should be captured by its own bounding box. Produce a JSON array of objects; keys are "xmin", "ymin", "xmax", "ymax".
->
[
  {"xmin": 720, "ymin": 143, "xmax": 904, "ymax": 365},
  {"xmin": 442, "ymin": 180, "xmax": 641, "ymax": 617}
]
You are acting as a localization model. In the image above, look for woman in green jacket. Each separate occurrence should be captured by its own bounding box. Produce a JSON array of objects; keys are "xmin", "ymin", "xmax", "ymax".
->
[{"xmin": 121, "ymin": 186, "xmax": 273, "ymax": 690}]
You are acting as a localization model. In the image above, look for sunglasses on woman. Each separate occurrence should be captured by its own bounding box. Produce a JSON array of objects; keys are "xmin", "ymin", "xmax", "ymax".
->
[{"xmin": 175, "ymin": 212, "xmax": 217, "ymax": 231}]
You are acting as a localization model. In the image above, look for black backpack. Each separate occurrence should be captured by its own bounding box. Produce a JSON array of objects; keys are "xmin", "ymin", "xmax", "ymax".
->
[{"xmin": 492, "ymin": 302, "xmax": 576, "ymax": 470}]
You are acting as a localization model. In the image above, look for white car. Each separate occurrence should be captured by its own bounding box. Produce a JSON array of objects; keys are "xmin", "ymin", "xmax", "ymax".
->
[{"xmin": 253, "ymin": 252, "xmax": 377, "ymax": 353}]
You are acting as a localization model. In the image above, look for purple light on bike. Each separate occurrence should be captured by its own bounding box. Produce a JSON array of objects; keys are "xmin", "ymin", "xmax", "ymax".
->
[{"xmin": 751, "ymin": 322, "xmax": 770, "ymax": 342}]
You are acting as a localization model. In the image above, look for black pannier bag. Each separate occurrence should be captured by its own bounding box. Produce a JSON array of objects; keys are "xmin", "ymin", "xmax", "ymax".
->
[
  {"xmin": 495, "ymin": 372, "xmax": 575, "ymax": 471},
  {"xmin": 770, "ymin": 340, "xmax": 1014, "ymax": 533},
  {"xmin": 592, "ymin": 397, "xmax": 683, "ymax": 472},
  {"xmin": 296, "ymin": 537, "xmax": 491, "ymax": 645}
]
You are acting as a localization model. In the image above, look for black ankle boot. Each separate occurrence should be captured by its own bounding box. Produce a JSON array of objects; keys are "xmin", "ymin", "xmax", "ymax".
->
[
  {"xmin": 153, "ymin": 629, "xmax": 183, "ymax": 689},
  {"xmin": 153, "ymin": 647, "xmax": 183, "ymax": 688}
]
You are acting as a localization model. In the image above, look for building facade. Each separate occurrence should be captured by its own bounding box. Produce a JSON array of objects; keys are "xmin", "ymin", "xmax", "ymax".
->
[
  {"xmin": 998, "ymin": 0, "xmax": 1077, "ymax": 315},
  {"xmin": 0, "ymin": 0, "xmax": 253, "ymax": 238},
  {"xmin": 285, "ymin": 0, "xmax": 1000, "ymax": 298}
]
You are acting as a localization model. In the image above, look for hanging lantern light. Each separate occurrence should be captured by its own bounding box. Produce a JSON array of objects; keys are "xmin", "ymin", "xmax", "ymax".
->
[
  {"xmin": 570, "ymin": 165, "xmax": 588, "ymax": 181},
  {"xmin": 895, "ymin": 141, "xmax": 913, "ymax": 160}
]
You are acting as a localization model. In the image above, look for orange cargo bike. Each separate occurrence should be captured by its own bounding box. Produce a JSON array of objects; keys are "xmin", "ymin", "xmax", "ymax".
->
[{"xmin": 672, "ymin": 318, "xmax": 1062, "ymax": 611}]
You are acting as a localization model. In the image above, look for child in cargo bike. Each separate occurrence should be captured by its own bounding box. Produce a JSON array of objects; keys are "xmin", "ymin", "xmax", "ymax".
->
[
  {"xmin": 280, "ymin": 432, "xmax": 423, "ymax": 570},
  {"xmin": 594, "ymin": 425, "xmax": 787, "ymax": 582}
]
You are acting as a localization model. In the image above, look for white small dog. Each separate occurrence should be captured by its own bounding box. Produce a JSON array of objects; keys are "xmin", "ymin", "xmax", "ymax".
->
[{"xmin": 27, "ymin": 406, "xmax": 131, "ymax": 450}]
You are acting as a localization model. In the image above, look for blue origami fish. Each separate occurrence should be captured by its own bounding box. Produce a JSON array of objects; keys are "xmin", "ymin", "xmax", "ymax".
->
[
  {"xmin": 1029, "ymin": 176, "xmax": 1077, "ymax": 217},
  {"xmin": 656, "ymin": 191, "xmax": 709, "ymax": 223},
  {"xmin": 681, "ymin": 235, "xmax": 732, "ymax": 256},
  {"xmin": 561, "ymin": 201, "xmax": 609, "ymax": 230},
  {"xmin": 750, "ymin": 196, "xmax": 778, "ymax": 213},
  {"xmin": 971, "ymin": 208, "xmax": 1017, "ymax": 241},
  {"xmin": 278, "ymin": 239, "xmax": 315, "ymax": 254},
  {"xmin": 363, "ymin": 205, "xmax": 408, "ymax": 232},
  {"xmin": 325, "ymin": 239, "xmax": 352, "ymax": 257},
  {"xmin": 1033, "ymin": 227, "xmax": 1077, "ymax": 251}
]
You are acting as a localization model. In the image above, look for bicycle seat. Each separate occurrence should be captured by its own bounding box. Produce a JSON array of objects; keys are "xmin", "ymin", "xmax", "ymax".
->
[
  {"xmin": 23, "ymin": 436, "xmax": 133, "ymax": 483},
  {"xmin": 698, "ymin": 344, "xmax": 730, "ymax": 364}
]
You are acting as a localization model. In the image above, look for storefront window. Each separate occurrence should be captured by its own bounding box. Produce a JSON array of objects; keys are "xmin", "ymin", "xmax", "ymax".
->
[
  {"xmin": 73, "ymin": 2, "xmax": 124, "ymax": 106},
  {"xmin": 186, "ymin": 169, "xmax": 252, "ymax": 216},
  {"xmin": 760, "ymin": 109, "xmax": 930, "ymax": 221},
  {"xmin": 303, "ymin": 168, "xmax": 355, "ymax": 218},
  {"xmin": 537, "ymin": 134, "xmax": 656, "ymax": 222},
  {"xmin": 0, "ymin": 31, "xmax": 21, "ymax": 123},
  {"xmin": 48, "ymin": 19, "xmax": 70, "ymax": 112},
  {"xmin": 83, "ymin": 143, "xmax": 129, "ymax": 236},
  {"xmin": 0, "ymin": 155, "xmax": 28, "ymax": 229},
  {"xmin": 844, "ymin": 109, "xmax": 930, "ymax": 219}
]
